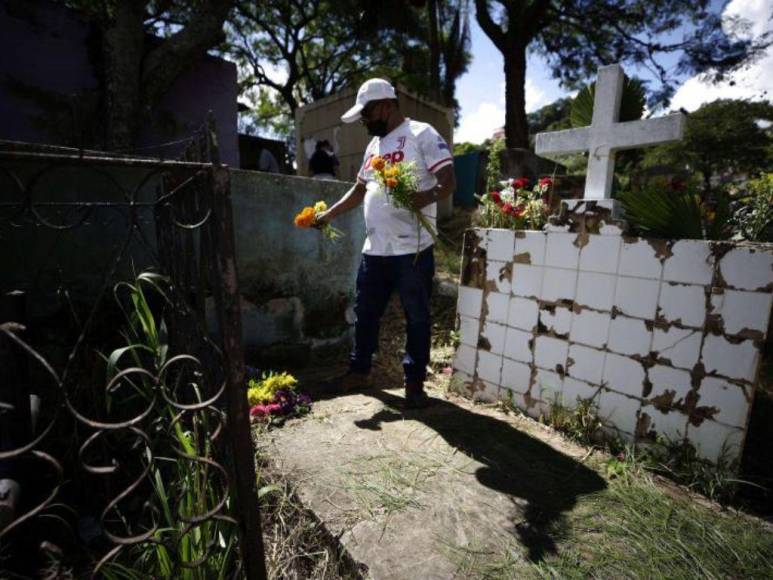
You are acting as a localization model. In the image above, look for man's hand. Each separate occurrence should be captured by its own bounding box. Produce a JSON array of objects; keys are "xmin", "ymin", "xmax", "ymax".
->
[
  {"xmin": 411, "ymin": 165, "xmax": 456, "ymax": 210},
  {"xmin": 313, "ymin": 209, "xmax": 331, "ymax": 229}
]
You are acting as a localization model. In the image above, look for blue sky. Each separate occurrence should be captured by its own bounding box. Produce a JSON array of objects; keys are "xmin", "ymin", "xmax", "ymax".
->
[{"xmin": 454, "ymin": 0, "xmax": 773, "ymax": 144}]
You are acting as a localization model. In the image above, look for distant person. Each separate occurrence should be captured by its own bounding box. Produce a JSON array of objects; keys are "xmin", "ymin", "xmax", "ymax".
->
[
  {"xmin": 309, "ymin": 139, "xmax": 339, "ymax": 180},
  {"xmin": 258, "ymin": 148, "xmax": 280, "ymax": 173}
]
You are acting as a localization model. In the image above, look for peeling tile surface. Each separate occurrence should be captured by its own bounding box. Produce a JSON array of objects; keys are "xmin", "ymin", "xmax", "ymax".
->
[{"xmin": 455, "ymin": 227, "xmax": 773, "ymax": 465}]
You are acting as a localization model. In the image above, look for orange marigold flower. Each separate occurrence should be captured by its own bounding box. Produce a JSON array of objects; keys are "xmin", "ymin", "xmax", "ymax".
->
[
  {"xmin": 385, "ymin": 177, "xmax": 398, "ymax": 188},
  {"xmin": 371, "ymin": 156, "xmax": 386, "ymax": 172},
  {"xmin": 294, "ymin": 206, "xmax": 317, "ymax": 228}
]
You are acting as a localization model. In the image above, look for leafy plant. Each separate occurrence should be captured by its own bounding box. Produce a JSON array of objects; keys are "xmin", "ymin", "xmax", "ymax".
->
[
  {"xmin": 619, "ymin": 184, "xmax": 732, "ymax": 240},
  {"xmin": 100, "ymin": 272, "xmax": 239, "ymax": 579},
  {"xmin": 731, "ymin": 173, "xmax": 773, "ymax": 242},
  {"xmin": 485, "ymin": 136, "xmax": 505, "ymax": 193},
  {"xmin": 570, "ymin": 75, "xmax": 647, "ymax": 128}
]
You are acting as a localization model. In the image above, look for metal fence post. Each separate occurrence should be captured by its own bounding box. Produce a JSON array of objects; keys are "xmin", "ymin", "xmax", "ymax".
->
[{"xmin": 208, "ymin": 166, "xmax": 267, "ymax": 580}]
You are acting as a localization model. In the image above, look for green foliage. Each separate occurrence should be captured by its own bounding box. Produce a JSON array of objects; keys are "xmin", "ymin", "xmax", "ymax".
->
[
  {"xmin": 544, "ymin": 395, "xmax": 604, "ymax": 446},
  {"xmin": 619, "ymin": 184, "xmax": 732, "ymax": 240},
  {"xmin": 527, "ymin": 97, "xmax": 573, "ymax": 135},
  {"xmin": 570, "ymin": 75, "xmax": 646, "ymax": 128},
  {"xmin": 101, "ymin": 272, "xmax": 239, "ymax": 579},
  {"xmin": 643, "ymin": 99, "xmax": 773, "ymax": 191},
  {"xmin": 453, "ymin": 141, "xmax": 484, "ymax": 156},
  {"xmin": 485, "ymin": 137, "xmax": 505, "ymax": 192},
  {"xmin": 731, "ymin": 172, "xmax": 773, "ymax": 242}
]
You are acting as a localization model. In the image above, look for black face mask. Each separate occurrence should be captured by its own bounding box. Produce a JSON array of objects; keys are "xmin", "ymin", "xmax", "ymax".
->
[{"xmin": 365, "ymin": 119, "xmax": 389, "ymax": 137}]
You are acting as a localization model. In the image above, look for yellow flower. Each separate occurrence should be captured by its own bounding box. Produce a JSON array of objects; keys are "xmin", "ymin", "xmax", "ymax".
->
[
  {"xmin": 294, "ymin": 206, "xmax": 317, "ymax": 228},
  {"xmin": 371, "ymin": 156, "xmax": 386, "ymax": 172},
  {"xmin": 384, "ymin": 166, "xmax": 399, "ymax": 179},
  {"xmin": 314, "ymin": 200, "xmax": 328, "ymax": 213}
]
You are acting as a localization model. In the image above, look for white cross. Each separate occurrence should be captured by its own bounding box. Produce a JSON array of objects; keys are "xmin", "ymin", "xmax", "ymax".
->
[{"xmin": 535, "ymin": 64, "xmax": 685, "ymax": 200}]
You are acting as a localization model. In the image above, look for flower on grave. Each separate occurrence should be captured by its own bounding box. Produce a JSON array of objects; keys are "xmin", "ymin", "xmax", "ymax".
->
[
  {"xmin": 512, "ymin": 177, "xmax": 529, "ymax": 190},
  {"xmin": 538, "ymin": 177, "xmax": 553, "ymax": 191},
  {"xmin": 489, "ymin": 191, "xmax": 502, "ymax": 205},
  {"xmin": 502, "ymin": 203, "xmax": 514, "ymax": 215},
  {"xmin": 247, "ymin": 370, "xmax": 298, "ymax": 406}
]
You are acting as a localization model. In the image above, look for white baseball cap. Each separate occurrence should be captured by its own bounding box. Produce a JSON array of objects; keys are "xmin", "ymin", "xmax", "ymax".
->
[{"xmin": 341, "ymin": 78, "xmax": 397, "ymax": 123}]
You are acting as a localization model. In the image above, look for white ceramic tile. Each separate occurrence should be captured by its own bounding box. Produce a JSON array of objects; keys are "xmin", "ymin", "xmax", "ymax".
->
[
  {"xmin": 652, "ymin": 327, "xmax": 702, "ymax": 370},
  {"xmin": 614, "ymin": 276, "xmax": 660, "ymax": 319},
  {"xmin": 688, "ymin": 420, "xmax": 744, "ymax": 463},
  {"xmin": 539, "ymin": 305, "xmax": 572, "ymax": 336},
  {"xmin": 453, "ymin": 344, "xmax": 477, "ymax": 375},
  {"xmin": 545, "ymin": 233, "xmax": 581, "ymax": 269},
  {"xmin": 663, "ymin": 240, "xmax": 714, "ymax": 285},
  {"xmin": 513, "ymin": 231, "xmax": 547, "ymax": 265},
  {"xmin": 697, "ymin": 377, "xmax": 751, "ymax": 429},
  {"xmin": 485, "ymin": 260, "xmax": 511, "ymax": 294},
  {"xmin": 541, "ymin": 267, "xmax": 578, "ymax": 303},
  {"xmin": 602, "ymin": 353, "xmax": 646, "ymax": 398},
  {"xmin": 717, "ymin": 290, "xmax": 773, "ymax": 336},
  {"xmin": 648, "ymin": 365, "xmax": 692, "ymax": 402},
  {"xmin": 480, "ymin": 321, "xmax": 507, "ymax": 355},
  {"xmin": 534, "ymin": 336, "xmax": 569, "ymax": 372},
  {"xmin": 458, "ymin": 286, "xmax": 483, "ymax": 318},
  {"xmin": 473, "ymin": 380, "xmax": 502, "ymax": 403},
  {"xmin": 576, "ymin": 271, "xmax": 617, "ymax": 312},
  {"xmin": 570, "ymin": 309, "xmax": 611, "ymax": 349},
  {"xmin": 600, "ymin": 223, "xmax": 625, "ymax": 236},
  {"xmin": 568, "ymin": 343, "xmax": 606, "ymax": 384},
  {"xmin": 579, "ymin": 235, "xmax": 621, "ymax": 274},
  {"xmin": 563, "ymin": 377, "xmax": 600, "ymax": 407},
  {"xmin": 511, "ymin": 264, "xmax": 543, "ymax": 298},
  {"xmin": 501, "ymin": 358, "xmax": 532, "ymax": 394},
  {"xmin": 657, "ymin": 283, "xmax": 707, "ymax": 328},
  {"xmin": 486, "ymin": 229, "xmax": 515, "ymax": 262},
  {"xmin": 477, "ymin": 350, "xmax": 503, "ymax": 385},
  {"xmin": 458, "ymin": 315, "xmax": 479, "ymax": 347},
  {"xmin": 508, "ymin": 296, "xmax": 539, "ymax": 331},
  {"xmin": 503, "ymin": 327, "xmax": 533, "ymax": 363},
  {"xmin": 719, "ymin": 247, "xmax": 773, "ymax": 291},
  {"xmin": 637, "ymin": 407, "xmax": 688, "ymax": 442},
  {"xmin": 484, "ymin": 291, "xmax": 510, "ymax": 325},
  {"xmin": 619, "ymin": 238, "xmax": 663, "ymax": 279},
  {"xmin": 701, "ymin": 334, "xmax": 759, "ymax": 383},
  {"xmin": 608, "ymin": 316, "xmax": 652, "ymax": 357},
  {"xmin": 470, "ymin": 228, "xmax": 488, "ymax": 251},
  {"xmin": 598, "ymin": 390, "xmax": 641, "ymax": 435},
  {"xmin": 523, "ymin": 396, "xmax": 552, "ymax": 421},
  {"xmin": 533, "ymin": 368, "xmax": 564, "ymax": 399}
]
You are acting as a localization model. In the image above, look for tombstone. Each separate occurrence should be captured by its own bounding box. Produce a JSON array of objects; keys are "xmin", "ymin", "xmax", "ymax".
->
[
  {"xmin": 535, "ymin": 64, "xmax": 685, "ymax": 233},
  {"xmin": 499, "ymin": 148, "xmax": 566, "ymax": 183}
]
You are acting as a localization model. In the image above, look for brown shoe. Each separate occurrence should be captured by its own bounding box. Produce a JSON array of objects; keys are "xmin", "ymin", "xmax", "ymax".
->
[{"xmin": 404, "ymin": 381, "xmax": 432, "ymax": 409}]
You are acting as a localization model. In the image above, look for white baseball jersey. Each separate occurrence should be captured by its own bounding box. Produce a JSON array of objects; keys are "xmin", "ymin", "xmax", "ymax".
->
[{"xmin": 356, "ymin": 119, "xmax": 453, "ymax": 256}]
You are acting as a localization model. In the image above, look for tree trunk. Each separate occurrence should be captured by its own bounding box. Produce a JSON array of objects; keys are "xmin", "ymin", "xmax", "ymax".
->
[
  {"xmin": 503, "ymin": 40, "xmax": 529, "ymax": 149},
  {"xmin": 427, "ymin": 0, "xmax": 441, "ymax": 103},
  {"xmin": 101, "ymin": 2, "xmax": 145, "ymax": 150}
]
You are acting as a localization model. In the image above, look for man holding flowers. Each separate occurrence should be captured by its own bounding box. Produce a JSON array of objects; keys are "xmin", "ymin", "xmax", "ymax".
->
[{"xmin": 316, "ymin": 78, "xmax": 456, "ymax": 409}]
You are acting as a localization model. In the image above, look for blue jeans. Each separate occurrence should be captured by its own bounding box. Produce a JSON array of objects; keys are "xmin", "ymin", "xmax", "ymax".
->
[{"xmin": 350, "ymin": 247, "xmax": 434, "ymax": 383}]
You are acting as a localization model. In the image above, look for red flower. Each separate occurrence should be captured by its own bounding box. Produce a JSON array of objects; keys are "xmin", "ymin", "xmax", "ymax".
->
[
  {"xmin": 514, "ymin": 204, "xmax": 526, "ymax": 217},
  {"xmin": 489, "ymin": 191, "xmax": 502, "ymax": 205},
  {"xmin": 539, "ymin": 177, "xmax": 553, "ymax": 188},
  {"xmin": 670, "ymin": 177, "xmax": 686, "ymax": 192},
  {"xmin": 512, "ymin": 177, "xmax": 529, "ymax": 189},
  {"xmin": 502, "ymin": 203, "xmax": 514, "ymax": 215}
]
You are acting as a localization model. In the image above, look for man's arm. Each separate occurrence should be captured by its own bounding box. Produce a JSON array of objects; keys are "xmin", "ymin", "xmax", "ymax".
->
[
  {"xmin": 411, "ymin": 164, "xmax": 456, "ymax": 210},
  {"xmin": 317, "ymin": 180, "xmax": 367, "ymax": 224}
]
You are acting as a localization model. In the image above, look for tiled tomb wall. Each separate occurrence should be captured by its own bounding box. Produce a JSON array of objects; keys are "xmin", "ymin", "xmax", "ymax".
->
[{"xmin": 452, "ymin": 227, "xmax": 773, "ymax": 464}]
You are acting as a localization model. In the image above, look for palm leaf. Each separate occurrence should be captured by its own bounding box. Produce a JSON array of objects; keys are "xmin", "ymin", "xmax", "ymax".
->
[{"xmin": 571, "ymin": 75, "xmax": 646, "ymax": 128}]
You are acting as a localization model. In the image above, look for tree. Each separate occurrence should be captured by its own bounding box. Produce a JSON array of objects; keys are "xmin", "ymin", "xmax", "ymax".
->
[
  {"xmin": 474, "ymin": 0, "xmax": 770, "ymax": 149},
  {"xmin": 426, "ymin": 0, "xmax": 472, "ymax": 112},
  {"xmin": 69, "ymin": 0, "xmax": 234, "ymax": 149},
  {"xmin": 643, "ymin": 99, "xmax": 773, "ymax": 193}
]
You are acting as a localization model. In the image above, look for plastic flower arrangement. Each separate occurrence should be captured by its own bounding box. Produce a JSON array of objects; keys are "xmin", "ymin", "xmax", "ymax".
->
[
  {"xmin": 246, "ymin": 370, "xmax": 313, "ymax": 424},
  {"xmin": 476, "ymin": 176, "xmax": 553, "ymax": 231},
  {"xmin": 370, "ymin": 156, "xmax": 438, "ymax": 247},
  {"xmin": 294, "ymin": 200, "xmax": 344, "ymax": 240}
]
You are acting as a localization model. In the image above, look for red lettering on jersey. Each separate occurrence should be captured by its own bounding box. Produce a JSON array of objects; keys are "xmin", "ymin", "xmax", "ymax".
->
[{"xmin": 391, "ymin": 151, "xmax": 405, "ymax": 163}]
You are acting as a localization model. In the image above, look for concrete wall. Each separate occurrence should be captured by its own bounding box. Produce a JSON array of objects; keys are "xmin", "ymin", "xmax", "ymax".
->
[
  {"xmin": 0, "ymin": 0, "xmax": 239, "ymax": 166},
  {"xmin": 229, "ymin": 170, "xmax": 365, "ymax": 363},
  {"xmin": 452, "ymin": 218, "xmax": 773, "ymax": 464}
]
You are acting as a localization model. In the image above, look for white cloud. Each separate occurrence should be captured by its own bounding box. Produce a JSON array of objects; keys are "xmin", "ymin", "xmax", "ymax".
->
[
  {"xmin": 525, "ymin": 78, "xmax": 550, "ymax": 112},
  {"xmin": 454, "ymin": 101, "xmax": 505, "ymax": 144},
  {"xmin": 669, "ymin": 0, "xmax": 772, "ymax": 112}
]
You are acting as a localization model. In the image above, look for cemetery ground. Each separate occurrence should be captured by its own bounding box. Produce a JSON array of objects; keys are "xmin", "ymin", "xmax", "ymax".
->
[{"xmin": 250, "ymin": 210, "xmax": 773, "ymax": 579}]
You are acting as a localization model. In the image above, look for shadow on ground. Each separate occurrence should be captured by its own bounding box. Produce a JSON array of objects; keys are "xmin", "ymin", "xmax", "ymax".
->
[{"xmin": 306, "ymin": 383, "xmax": 607, "ymax": 563}]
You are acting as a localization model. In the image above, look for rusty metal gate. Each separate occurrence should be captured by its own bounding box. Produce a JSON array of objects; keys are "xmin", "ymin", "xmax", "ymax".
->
[{"xmin": 0, "ymin": 121, "xmax": 266, "ymax": 578}]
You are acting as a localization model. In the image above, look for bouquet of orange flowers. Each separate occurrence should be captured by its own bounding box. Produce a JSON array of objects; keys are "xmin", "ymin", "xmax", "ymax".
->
[
  {"xmin": 294, "ymin": 200, "xmax": 343, "ymax": 240},
  {"xmin": 370, "ymin": 156, "xmax": 438, "ymax": 246}
]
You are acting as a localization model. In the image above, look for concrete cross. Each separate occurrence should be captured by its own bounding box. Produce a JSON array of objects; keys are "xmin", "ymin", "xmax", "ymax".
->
[{"xmin": 535, "ymin": 64, "xmax": 685, "ymax": 200}]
